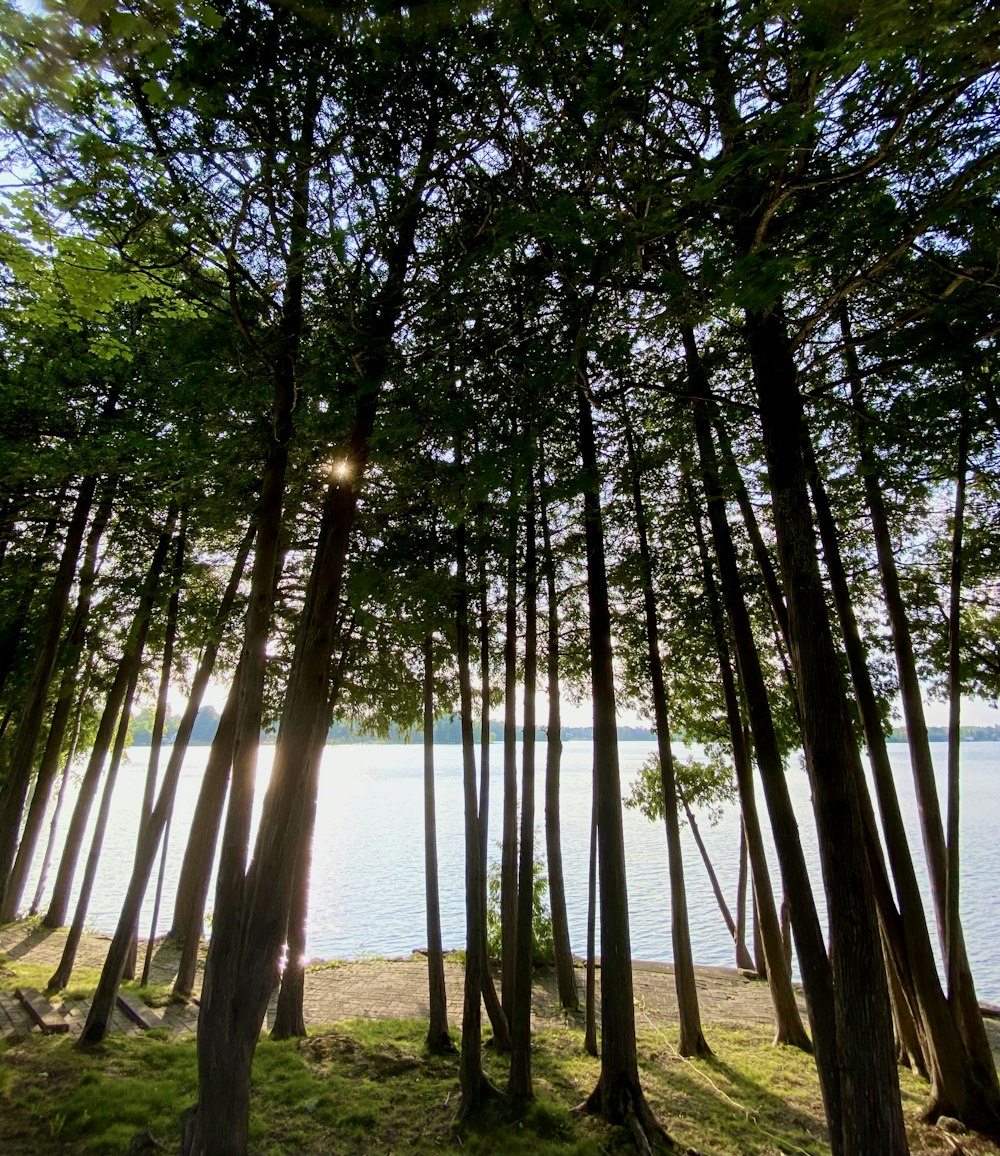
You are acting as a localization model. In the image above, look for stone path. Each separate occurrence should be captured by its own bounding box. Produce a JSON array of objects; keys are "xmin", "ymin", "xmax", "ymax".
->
[{"xmin": 1, "ymin": 922, "xmax": 997, "ymax": 1067}]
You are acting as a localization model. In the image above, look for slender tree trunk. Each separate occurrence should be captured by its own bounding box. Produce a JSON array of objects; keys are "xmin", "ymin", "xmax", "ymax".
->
[
  {"xmin": 509, "ymin": 465, "xmax": 537, "ymax": 1100},
  {"xmin": 477, "ymin": 544, "xmax": 510, "ymax": 1050},
  {"xmin": 44, "ymin": 506, "xmax": 177, "ymax": 929},
  {"xmin": 945, "ymin": 410, "xmax": 968, "ymax": 1006},
  {"xmin": 171, "ymin": 666, "xmax": 241, "ymax": 997},
  {"xmin": 693, "ymin": 392, "xmax": 838, "ymax": 1095},
  {"xmin": 713, "ymin": 420, "xmax": 791, "ymax": 653},
  {"xmin": 457, "ymin": 515, "xmax": 499, "ymax": 1116},
  {"xmin": 735, "ymin": 824, "xmax": 749, "ymax": 970},
  {"xmin": 188, "ymin": 115, "xmax": 434, "ymax": 1146},
  {"xmin": 842, "ymin": 304, "xmax": 999, "ymax": 1093},
  {"xmin": 804, "ymin": 420, "xmax": 1000, "ymax": 1132},
  {"xmin": 622, "ymin": 413, "xmax": 708, "ymax": 1058},
  {"xmin": 422, "ymin": 632, "xmax": 452, "ymax": 1053},
  {"xmin": 2, "ymin": 480, "xmax": 115, "ymax": 921},
  {"xmin": 539, "ymin": 454, "xmax": 577, "ymax": 1009},
  {"xmin": 584, "ymin": 764, "xmax": 598, "ymax": 1058},
  {"xmin": 501, "ymin": 484, "xmax": 519, "ymax": 1020},
  {"xmin": 748, "ymin": 302, "xmax": 907, "ymax": 1156},
  {"xmin": 269, "ymin": 735, "xmax": 325, "ymax": 1041},
  {"xmin": 687, "ymin": 378, "xmax": 812, "ymax": 1053},
  {"xmin": 29, "ymin": 664, "xmax": 92, "ymax": 917},
  {"xmin": 140, "ymin": 807, "xmax": 172, "ymax": 988},
  {"xmin": 49, "ymin": 646, "xmax": 144, "ymax": 991},
  {"xmin": 126, "ymin": 512, "xmax": 187, "ymax": 979},
  {"xmin": 682, "ymin": 795, "xmax": 753, "ymax": 971},
  {"xmin": 575, "ymin": 379, "xmax": 666, "ymax": 1147},
  {"xmin": 0, "ymin": 474, "xmax": 99, "ymax": 897},
  {"xmin": 80, "ymin": 524, "xmax": 253, "ymax": 1040}
]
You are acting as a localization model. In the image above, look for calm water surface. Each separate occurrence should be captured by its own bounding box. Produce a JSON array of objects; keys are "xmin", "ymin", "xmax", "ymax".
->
[{"xmin": 26, "ymin": 739, "xmax": 1000, "ymax": 1003}]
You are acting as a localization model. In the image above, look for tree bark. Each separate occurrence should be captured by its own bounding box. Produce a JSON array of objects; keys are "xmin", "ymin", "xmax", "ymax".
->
[
  {"xmin": 747, "ymin": 301, "xmax": 907, "ymax": 1156},
  {"xmin": 805, "ymin": 414, "xmax": 1000, "ymax": 1133},
  {"xmin": 2, "ymin": 478, "xmax": 115, "ymax": 921},
  {"xmin": 422, "ymin": 632, "xmax": 452, "ymax": 1053},
  {"xmin": 622, "ymin": 412, "xmax": 709, "ymax": 1058},
  {"xmin": 945, "ymin": 409, "xmax": 968, "ymax": 1007},
  {"xmin": 575, "ymin": 379, "xmax": 665, "ymax": 1145},
  {"xmin": 49, "ymin": 634, "xmax": 146, "ymax": 991},
  {"xmin": 539, "ymin": 453, "xmax": 578, "ymax": 1009},
  {"xmin": 81, "ymin": 524, "xmax": 253, "ymax": 1042},
  {"xmin": 584, "ymin": 763, "xmax": 598, "ymax": 1058},
  {"xmin": 44, "ymin": 505, "xmax": 177, "ymax": 929},
  {"xmin": 126, "ymin": 510, "xmax": 188, "ymax": 979},
  {"xmin": 476, "ymin": 540, "xmax": 510, "ymax": 1050},
  {"xmin": 842, "ymin": 304, "xmax": 1000, "ymax": 1099},
  {"xmin": 0, "ymin": 474, "xmax": 99, "ymax": 899},
  {"xmin": 509, "ymin": 462, "xmax": 537, "ymax": 1100},
  {"xmin": 687, "ymin": 362, "xmax": 812, "ymax": 1054},
  {"xmin": 500, "ymin": 480, "xmax": 519, "ymax": 1021},
  {"xmin": 171, "ymin": 664, "xmax": 241, "ymax": 997},
  {"xmin": 29, "ymin": 663, "xmax": 92, "ymax": 917},
  {"xmin": 457, "ymin": 515, "xmax": 499, "ymax": 1116}
]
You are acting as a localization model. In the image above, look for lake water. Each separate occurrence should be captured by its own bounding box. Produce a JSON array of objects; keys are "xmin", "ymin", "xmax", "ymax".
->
[{"xmin": 23, "ymin": 738, "xmax": 1000, "ymax": 1004}]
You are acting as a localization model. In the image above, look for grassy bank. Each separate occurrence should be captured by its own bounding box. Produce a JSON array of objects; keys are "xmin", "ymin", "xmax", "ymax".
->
[
  {"xmin": 2, "ymin": 946, "xmax": 998, "ymax": 1155},
  {"xmin": 2, "ymin": 1017, "xmax": 999, "ymax": 1155}
]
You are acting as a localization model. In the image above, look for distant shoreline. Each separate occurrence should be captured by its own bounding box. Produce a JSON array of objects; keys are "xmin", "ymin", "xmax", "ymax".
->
[{"xmin": 128, "ymin": 711, "xmax": 1000, "ymax": 748}]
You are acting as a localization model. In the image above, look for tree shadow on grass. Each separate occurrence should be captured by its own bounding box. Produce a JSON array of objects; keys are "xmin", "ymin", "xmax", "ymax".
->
[{"xmin": 639, "ymin": 1041, "xmax": 830, "ymax": 1156}]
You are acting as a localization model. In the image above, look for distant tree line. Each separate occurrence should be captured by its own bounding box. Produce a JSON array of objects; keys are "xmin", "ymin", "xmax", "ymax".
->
[{"xmin": 1, "ymin": 3, "xmax": 999, "ymax": 1155}]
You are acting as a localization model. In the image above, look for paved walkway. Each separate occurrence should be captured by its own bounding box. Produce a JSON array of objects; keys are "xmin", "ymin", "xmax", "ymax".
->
[{"xmin": 2, "ymin": 922, "xmax": 998, "ymax": 1066}]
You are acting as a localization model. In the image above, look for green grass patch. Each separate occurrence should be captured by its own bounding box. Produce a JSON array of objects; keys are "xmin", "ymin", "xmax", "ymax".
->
[{"xmin": 0, "ymin": 1016, "xmax": 995, "ymax": 1155}]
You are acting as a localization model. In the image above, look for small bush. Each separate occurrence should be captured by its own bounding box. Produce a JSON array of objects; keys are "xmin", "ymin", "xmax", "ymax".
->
[{"xmin": 486, "ymin": 848, "xmax": 554, "ymax": 967}]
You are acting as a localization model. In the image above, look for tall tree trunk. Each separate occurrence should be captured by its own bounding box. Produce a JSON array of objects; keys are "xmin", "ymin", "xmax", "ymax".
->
[
  {"xmin": 2, "ymin": 479, "xmax": 115, "ymax": 921},
  {"xmin": 29, "ymin": 663, "xmax": 92, "ymax": 917},
  {"xmin": 193, "ymin": 388, "xmax": 378, "ymax": 1155},
  {"xmin": 692, "ymin": 390, "xmax": 839, "ymax": 1112},
  {"xmin": 271, "ymin": 635, "xmax": 351, "ymax": 1040},
  {"xmin": 126, "ymin": 511, "xmax": 187, "ymax": 979},
  {"xmin": 747, "ymin": 302, "xmax": 907, "ymax": 1156},
  {"xmin": 686, "ymin": 363, "xmax": 812, "ymax": 1054},
  {"xmin": 48, "ymin": 639, "xmax": 145, "ymax": 991},
  {"xmin": 187, "ymin": 110, "xmax": 434, "ymax": 1146},
  {"xmin": 457, "ymin": 514, "xmax": 499, "ymax": 1116},
  {"xmin": 538, "ymin": 453, "xmax": 577, "ymax": 1009},
  {"xmin": 622, "ymin": 412, "xmax": 709, "ymax": 1058},
  {"xmin": 269, "ymin": 735, "xmax": 325, "ymax": 1041},
  {"xmin": 81, "ymin": 525, "xmax": 253, "ymax": 1042},
  {"xmin": 945, "ymin": 410, "xmax": 968, "ymax": 1006},
  {"xmin": 500, "ymin": 482, "xmax": 519, "ymax": 1020},
  {"xmin": 44, "ymin": 505, "xmax": 177, "ymax": 929},
  {"xmin": 584, "ymin": 763, "xmax": 599, "ymax": 1058},
  {"xmin": 509, "ymin": 464, "xmax": 537, "ymax": 1100},
  {"xmin": 804, "ymin": 419, "xmax": 1000, "ymax": 1133},
  {"xmin": 575, "ymin": 379, "xmax": 665, "ymax": 1147},
  {"xmin": 170, "ymin": 665, "xmax": 241, "ymax": 997},
  {"xmin": 476, "ymin": 541, "xmax": 510, "ymax": 1051},
  {"xmin": 422, "ymin": 632, "xmax": 452, "ymax": 1053},
  {"xmin": 0, "ymin": 474, "xmax": 99, "ymax": 896},
  {"xmin": 842, "ymin": 304, "xmax": 999, "ymax": 1092}
]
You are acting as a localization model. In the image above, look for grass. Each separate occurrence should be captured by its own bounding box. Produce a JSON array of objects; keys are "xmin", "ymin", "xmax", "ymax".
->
[
  {"xmin": 1, "ymin": 949, "xmax": 998, "ymax": 1155},
  {"xmin": 1, "ymin": 1018, "xmax": 998, "ymax": 1155}
]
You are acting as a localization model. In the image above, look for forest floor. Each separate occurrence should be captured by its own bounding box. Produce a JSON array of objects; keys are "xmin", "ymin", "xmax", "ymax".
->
[{"xmin": 0, "ymin": 921, "xmax": 998, "ymax": 1156}]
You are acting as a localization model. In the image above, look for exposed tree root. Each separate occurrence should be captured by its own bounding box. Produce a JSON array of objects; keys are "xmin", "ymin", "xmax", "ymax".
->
[
  {"xmin": 457, "ymin": 1071, "xmax": 506, "ymax": 1121},
  {"xmin": 425, "ymin": 1030, "xmax": 458, "ymax": 1055},
  {"xmin": 577, "ymin": 1073, "xmax": 697, "ymax": 1155}
]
